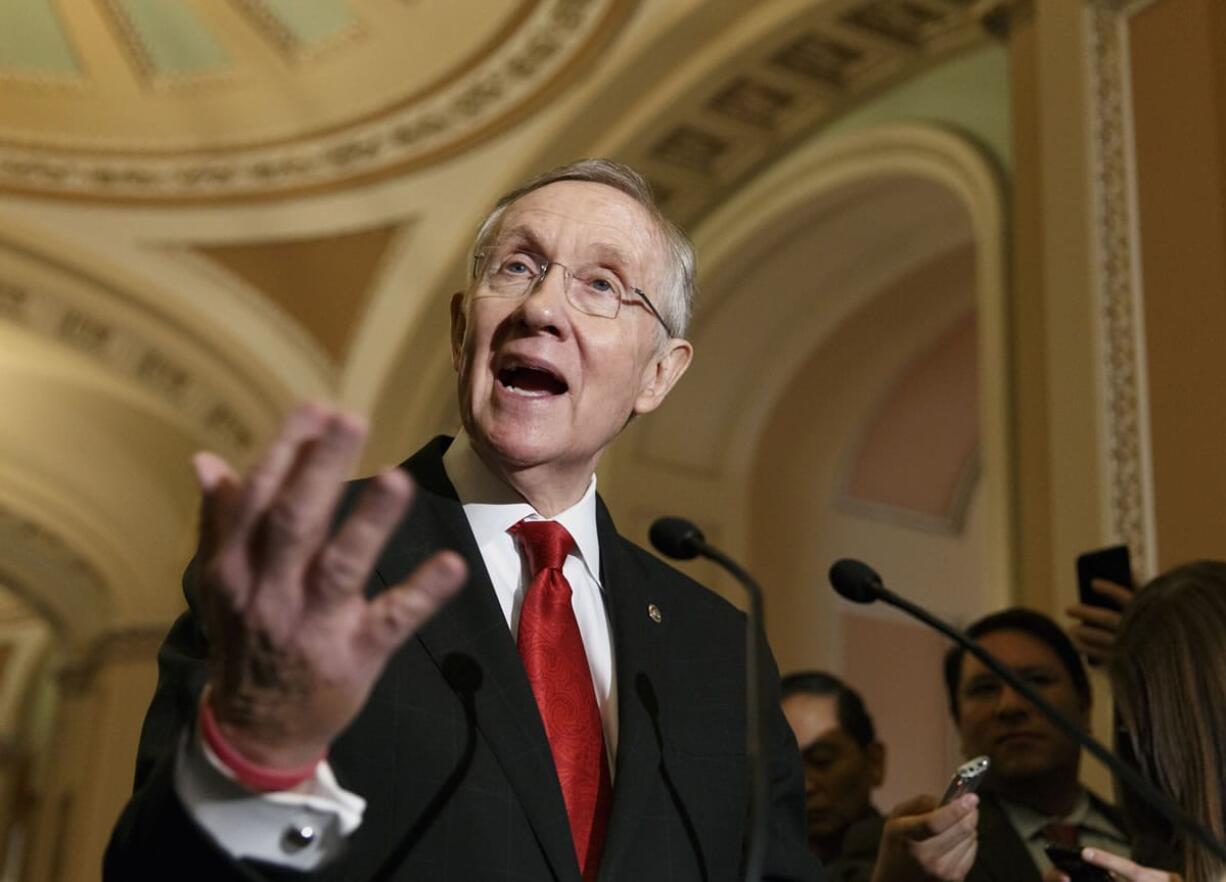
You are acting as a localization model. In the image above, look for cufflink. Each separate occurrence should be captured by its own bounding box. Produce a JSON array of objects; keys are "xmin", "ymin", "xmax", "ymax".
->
[
  {"xmin": 282, "ymin": 822, "xmax": 318, "ymax": 852},
  {"xmin": 648, "ymin": 603, "xmax": 662, "ymax": 623}
]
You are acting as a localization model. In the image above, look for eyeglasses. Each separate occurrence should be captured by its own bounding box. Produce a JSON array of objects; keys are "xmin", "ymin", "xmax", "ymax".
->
[{"xmin": 472, "ymin": 247, "xmax": 673, "ymax": 338}]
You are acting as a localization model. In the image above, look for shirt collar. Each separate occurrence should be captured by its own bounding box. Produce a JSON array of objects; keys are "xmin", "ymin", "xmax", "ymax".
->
[
  {"xmin": 1000, "ymin": 790, "xmax": 1126, "ymax": 845},
  {"xmin": 442, "ymin": 429, "xmax": 602, "ymax": 586}
]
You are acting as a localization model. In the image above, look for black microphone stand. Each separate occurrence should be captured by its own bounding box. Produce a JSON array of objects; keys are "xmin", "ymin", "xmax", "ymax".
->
[
  {"xmin": 829, "ymin": 559, "xmax": 1226, "ymax": 866},
  {"xmin": 651, "ymin": 518, "xmax": 770, "ymax": 882}
]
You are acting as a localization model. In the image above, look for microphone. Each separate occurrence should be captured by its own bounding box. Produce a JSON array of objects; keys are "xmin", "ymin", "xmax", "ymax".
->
[
  {"xmin": 828, "ymin": 558, "xmax": 885, "ymax": 604},
  {"xmin": 648, "ymin": 516, "xmax": 705, "ymax": 560},
  {"xmin": 651, "ymin": 517, "xmax": 769, "ymax": 882},
  {"xmin": 827, "ymin": 558, "xmax": 1226, "ymax": 865}
]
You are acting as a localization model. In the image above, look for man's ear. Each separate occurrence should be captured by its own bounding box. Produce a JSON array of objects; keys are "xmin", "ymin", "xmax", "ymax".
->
[
  {"xmin": 449, "ymin": 291, "xmax": 467, "ymax": 370},
  {"xmin": 867, "ymin": 742, "xmax": 886, "ymax": 788},
  {"xmin": 633, "ymin": 338, "xmax": 693, "ymax": 416}
]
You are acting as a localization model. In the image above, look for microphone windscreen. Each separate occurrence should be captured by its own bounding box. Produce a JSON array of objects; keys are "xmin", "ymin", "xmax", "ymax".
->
[
  {"xmin": 829, "ymin": 558, "xmax": 884, "ymax": 604},
  {"xmin": 649, "ymin": 517, "xmax": 705, "ymax": 561}
]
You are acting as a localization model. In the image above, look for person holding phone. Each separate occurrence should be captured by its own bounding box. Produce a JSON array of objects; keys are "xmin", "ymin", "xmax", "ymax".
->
[
  {"xmin": 1055, "ymin": 560, "xmax": 1226, "ymax": 882},
  {"xmin": 1066, "ymin": 545, "xmax": 1136, "ymax": 664},
  {"xmin": 781, "ymin": 671, "xmax": 980, "ymax": 882},
  {"xmin": 943, "ymin": 609, "xmax": 1131, "ymax": 882}
]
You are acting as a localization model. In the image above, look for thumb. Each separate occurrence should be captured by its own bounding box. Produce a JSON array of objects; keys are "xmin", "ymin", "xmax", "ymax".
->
[
  {"xmin": 193, "ymin": 451, "xmax": 240, "ymax": 554},
  {"xmin": 890, "ymin": 794, "xmax": 940, "ymax": 819}
]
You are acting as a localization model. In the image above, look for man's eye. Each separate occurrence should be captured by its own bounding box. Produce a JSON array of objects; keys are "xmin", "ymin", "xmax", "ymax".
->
[
  {"xmin": 1024, "ymin": 672, "xmax": 1058, "ymax": 688},
  {"xmin": 583, "ymin": 274, "xmax": 621, "ymax": 296},
  {"xmin": 501, "ymin": 257, "xmax": 534, "ymax": 275},
  {"xmin": 965, "ymin": 681, "xmax": 999, "ymax": 698}
]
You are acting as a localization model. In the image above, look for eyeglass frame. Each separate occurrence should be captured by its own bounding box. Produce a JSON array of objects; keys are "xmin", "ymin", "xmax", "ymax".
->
[{"xmin": 470, "ymin": 246, "xmax": 675, "ymax": 339}]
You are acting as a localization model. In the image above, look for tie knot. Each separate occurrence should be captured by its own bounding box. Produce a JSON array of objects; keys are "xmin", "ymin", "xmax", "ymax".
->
[
  {"xmin": 510, "ymin": 519, "xmax": 575, "ymax": 574},
  {"xmin": 1042, "ymin": 823, "xmax": 1081, "ymax": 849}
]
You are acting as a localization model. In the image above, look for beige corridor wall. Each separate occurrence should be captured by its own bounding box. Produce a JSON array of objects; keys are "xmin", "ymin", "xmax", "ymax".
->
[{"xmin": 1129, "ymin": 0, "xmax": 1226, "ymax": 566}]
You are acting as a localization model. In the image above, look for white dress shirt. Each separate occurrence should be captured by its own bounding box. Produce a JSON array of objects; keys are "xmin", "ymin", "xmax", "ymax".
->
[
  {"xmin": 999, "ymin": 789, "xmax": 1131, "ymax": 874},
  {"xmin": 175, "ymin": 430, "xmax": 616, "ymax": 867}
]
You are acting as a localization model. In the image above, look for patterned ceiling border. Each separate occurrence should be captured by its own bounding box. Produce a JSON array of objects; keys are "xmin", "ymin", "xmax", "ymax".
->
[
  {"xmin": 0, "ymin": 0, "xmax": 641, "ymax": 203},
  {"xmin": 613, "ymin": 0, "xmax": 1020, "ymax": 228},
  {"xmin": 0, "ymin": 237, "xmax": 283, "ymax": 457},
  {"xmin": 0, "ymin": 503, "xmax": 110, "ymax": 649},
  {"xmin": 1087, "ymin": 0, "xmax": 1159, "ymax": 580}
]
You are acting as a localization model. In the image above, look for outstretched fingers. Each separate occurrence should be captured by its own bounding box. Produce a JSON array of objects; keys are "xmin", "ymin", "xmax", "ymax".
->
[
  {"xmin": 193, "ymin": 451, "xmax": 242, "ymax": 559},
  {"xmin": 309, "ymin": 468, "xmax": 415, "ymax": 604},
  {"xmin": 365, "ymin": 551, "xmax": 467, "ymax": 654},
  {"xmin": 256, "ymin": 410, "xmax": 369, "ymax": 586},
  {"xmin": 231, "ymin": 404, "xmax": 333, "ymax": 545}
]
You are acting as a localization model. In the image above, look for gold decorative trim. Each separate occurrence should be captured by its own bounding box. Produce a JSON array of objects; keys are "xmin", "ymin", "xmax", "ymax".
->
[
  {"xmin": 0, "ymin": 237, "xmax": 282, "ymax": 457},
  {"xmin": 0, "ymin": 504, "xmax": 110, "ymax": 644},
  {"xmin": 1087, "ymin": 0, "xmax": 1159, "ymax": 578},
  {"xmin": 0, "ymin": 0, "xmax": 640, "ymax": 203},
  {"xmin": 613, "ymin": 0, "xmax": 1021, "ymax": 227}
]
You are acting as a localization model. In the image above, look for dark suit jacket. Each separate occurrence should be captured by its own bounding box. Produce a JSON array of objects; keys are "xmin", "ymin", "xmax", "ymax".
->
[
  {"xmin": 822, "ymin": 809, "xmax": 885, "ymax": 882},
  {"xmin": 968, "ymin": 791, "xmax": 1127, "ymax": 882},
  {"xmin": 105, "ymin": 438, "xmax": 820, "ymax": 882}
]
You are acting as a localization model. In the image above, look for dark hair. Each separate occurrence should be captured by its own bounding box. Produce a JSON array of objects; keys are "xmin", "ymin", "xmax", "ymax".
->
[
  {"xmin": 780, "ymin": 670, "xmax": 877, "ymax": 748},
  {"xmin": 942, "ymin": 607, "xmax": 1091, "ymax": 720},
  {"xmin": 1111, "ymin": 560, "xmax": 1226, "ymax": 882}
]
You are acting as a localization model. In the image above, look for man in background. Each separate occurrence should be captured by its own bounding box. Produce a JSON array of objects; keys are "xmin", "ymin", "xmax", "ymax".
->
[
  {"xmin": 943, "ymin": 609, "xmax": 1130, "ymax": 882},
  {"xmin": 782, "ymin": 671, "xmax": 886, "ymax": 882}
]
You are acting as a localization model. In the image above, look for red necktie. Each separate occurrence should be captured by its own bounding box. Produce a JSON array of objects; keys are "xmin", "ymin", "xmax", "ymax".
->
[
  {"xmin": 1043, "ymin": 822, "xmax": 1081, "ymax": 848},
  {"xmin": 511, "ymin": 519, "xmax": 612, "ymax": 882}
]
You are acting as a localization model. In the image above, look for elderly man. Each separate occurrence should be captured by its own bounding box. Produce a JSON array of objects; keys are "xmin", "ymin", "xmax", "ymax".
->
[{"xmin": 107, "ymin": 161, "xmax": 972, "ymax": 882}]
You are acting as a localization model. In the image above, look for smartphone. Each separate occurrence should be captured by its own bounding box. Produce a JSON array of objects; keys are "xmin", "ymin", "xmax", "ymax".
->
[
  {"xmin": 940, "ymin": 755, "xmax": 989, "ymax": 805},
  {"xmin": 1075, "ymin": 545, "xmax": 1133, "ymax": 612},
  {"xmin": 1045, "ymin": 845, "xmax": 1114, "ymax": 882}
]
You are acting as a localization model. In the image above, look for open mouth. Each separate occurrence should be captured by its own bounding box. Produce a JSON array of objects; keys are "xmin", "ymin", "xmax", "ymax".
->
[{"xmin": 497, "ymin": 363, "xmax": 568, "ymax": 397}]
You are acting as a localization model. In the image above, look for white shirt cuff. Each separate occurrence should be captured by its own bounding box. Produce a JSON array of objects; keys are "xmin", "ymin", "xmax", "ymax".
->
[{"xmin": 173, "ymin": 728, "xmax": 365, "ymax": 871}]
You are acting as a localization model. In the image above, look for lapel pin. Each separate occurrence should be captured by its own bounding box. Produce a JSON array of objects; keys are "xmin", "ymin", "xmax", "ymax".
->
[{"xmin": 647, "ymin": 603, "xmax": 662, "ymax": 623}]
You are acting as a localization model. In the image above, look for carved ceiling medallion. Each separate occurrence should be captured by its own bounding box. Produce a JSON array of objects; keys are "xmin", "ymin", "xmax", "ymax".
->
[{"xmin": 0, "ymin": 0, "xmax": 638, "ymax": 202}]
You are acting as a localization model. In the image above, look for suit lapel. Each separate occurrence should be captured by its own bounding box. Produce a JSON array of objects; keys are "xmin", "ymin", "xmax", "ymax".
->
[
  {"xmin": 375, "ymin": 439, "xmax": 581, "ymax": 882},
  {"xmin": 974, "ymin": 793, "xmax": 1044, "ymax": 882},
  {"xmin": 594, "ymin": 500, "xmax": 668, "ymax": 880}
]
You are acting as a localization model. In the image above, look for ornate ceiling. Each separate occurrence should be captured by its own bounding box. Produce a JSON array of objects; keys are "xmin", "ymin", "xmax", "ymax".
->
[
  {"xmin": 0, "ymin": 0, "xmax": 1015, "ymax": 652},
  {"xmin": 0, "ymin": 0, "xmax": 639, "ymax": 201}
]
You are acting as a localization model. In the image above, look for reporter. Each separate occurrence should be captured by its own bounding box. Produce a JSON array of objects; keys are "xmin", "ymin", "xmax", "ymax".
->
[{"xmin": 1073, "ymin": 561, "xmax": 1226, "ymax": 882}]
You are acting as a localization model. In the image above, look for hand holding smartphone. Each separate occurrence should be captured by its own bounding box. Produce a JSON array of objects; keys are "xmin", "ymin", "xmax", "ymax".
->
[
  {"xmin": 1075, "ymin": 545, "xmax": 1134, "ymax": 612},
  {"xmin": 1045, "ymin": 845, "xmax": 1114, "ymax": 882}
]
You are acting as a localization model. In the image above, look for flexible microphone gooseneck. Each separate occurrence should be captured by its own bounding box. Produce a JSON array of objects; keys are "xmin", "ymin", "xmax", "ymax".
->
[
  {"xmin": 828, "ymin": 558, "xmax": 1226, "ymax": 865},
  {"xmin": 650, "ymin": 517, "xmax": 769, "ymax": 882}
]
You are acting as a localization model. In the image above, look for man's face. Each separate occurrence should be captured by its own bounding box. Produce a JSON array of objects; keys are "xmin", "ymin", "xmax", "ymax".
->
[
  {"xmin": 782, "ymin": 692, "xmax": 883, "ymax": 846},
  {"xmin": 451, "ymin": 180, "xmax": 691, "ymax": 488},
  {"xmin": 955, "ymin": 629, "xmax": 1088, "ymax": 786}
]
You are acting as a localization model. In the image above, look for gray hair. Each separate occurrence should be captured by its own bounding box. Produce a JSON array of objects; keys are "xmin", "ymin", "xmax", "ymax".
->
[{"xmin": 469, "ymin": 159, "xmax": 696, "ymax": 340}]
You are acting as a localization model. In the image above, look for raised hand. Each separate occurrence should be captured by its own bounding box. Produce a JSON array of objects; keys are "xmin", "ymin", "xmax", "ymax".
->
[
  {"xmin": 193, "ymin": 403, "xmax": 467, "ymax": 769},
  {"xmin": 871, "ymin": 794, "xmax": 979, "ymax": 882},
  {"xmin": 1066, "ymin": 579, "xmax": 1134, "ymax": 663}
]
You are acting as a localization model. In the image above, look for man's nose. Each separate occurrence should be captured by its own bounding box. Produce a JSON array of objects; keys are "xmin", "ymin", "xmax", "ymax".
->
[
  {"xmin": 994, "ymin": 684, "xmax": 1032, "ymax": 717},
  {"xmin": 517, "ymin": 263, "xmax": 570, "ymax": 330}
]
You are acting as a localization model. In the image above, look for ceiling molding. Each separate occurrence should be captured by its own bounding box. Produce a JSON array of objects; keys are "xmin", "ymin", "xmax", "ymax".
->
[
  {"xmin": 0, "ymin": 228, "xmax": 295, "ymax": 460},
  {"xmin": 602, "ymin": 0, "xmax": 1017, "ymax": 227},
  {"xmin": 0, "ymin": 0, "xmax": 644, "ymax": 203}
]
